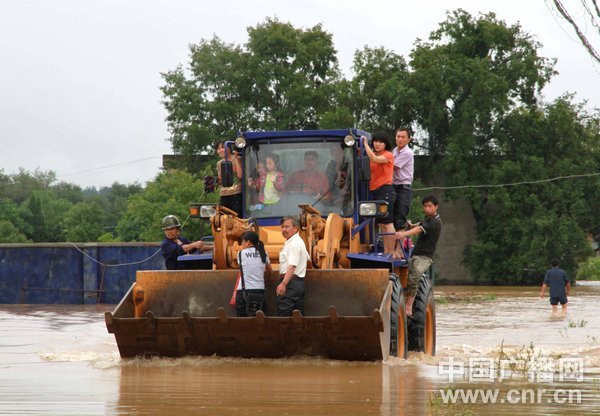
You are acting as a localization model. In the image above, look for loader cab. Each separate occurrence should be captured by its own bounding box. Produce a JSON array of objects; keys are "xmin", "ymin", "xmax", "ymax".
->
[
  {"xmin": 192, "ymin": 129, "xmax": 376, "ymax": 270},
  {"xmin": 232, "ymin": 129, "xmax": 372, "ymax": 225}
]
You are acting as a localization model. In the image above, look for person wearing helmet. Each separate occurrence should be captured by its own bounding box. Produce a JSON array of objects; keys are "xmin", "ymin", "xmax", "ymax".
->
[{"xmin": 160, "ymin": 215, "xmax": 211, "ymax": 270}]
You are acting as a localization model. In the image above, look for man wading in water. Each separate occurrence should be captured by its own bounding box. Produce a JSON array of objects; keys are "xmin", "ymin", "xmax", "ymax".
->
[{"xmin": 540, "ymin": 258, "xmax": 570, "ymax": 315}]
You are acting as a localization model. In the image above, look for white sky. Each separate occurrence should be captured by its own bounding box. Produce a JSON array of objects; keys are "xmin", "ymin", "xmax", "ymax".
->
[{"xmin": 1, "ymin": 0, "xmax": 598, "ymax": 188}]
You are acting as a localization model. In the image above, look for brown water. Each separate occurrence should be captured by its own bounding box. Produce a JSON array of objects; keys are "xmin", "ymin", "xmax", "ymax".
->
[{"xmin": 1, "ymin": 284, "xmax": 599, "ymax": 415}]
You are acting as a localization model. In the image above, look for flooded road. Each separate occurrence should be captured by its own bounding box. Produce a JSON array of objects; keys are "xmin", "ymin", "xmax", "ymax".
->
[{"xmin": 1, "ymin": 284, "xmax": 599, "ymax": 415}]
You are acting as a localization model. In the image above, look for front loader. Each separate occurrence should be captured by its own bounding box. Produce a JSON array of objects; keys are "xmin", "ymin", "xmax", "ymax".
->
[{"xmin": 105, "ymin": 129, "xmax": 436, "ymax": 361}]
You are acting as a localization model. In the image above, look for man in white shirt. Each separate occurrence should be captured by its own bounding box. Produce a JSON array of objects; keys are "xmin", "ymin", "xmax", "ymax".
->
[
  {"xmin": 392, "ymin": 127, "xmax": 414, "ymax": 231},
  {"xmin": 277, "ymin": 216, "xmax": 310, "ymax": 316}
]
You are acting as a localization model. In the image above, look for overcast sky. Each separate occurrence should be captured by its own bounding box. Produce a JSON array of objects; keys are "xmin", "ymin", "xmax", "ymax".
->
[{"xmin": 1, "ymin": 0, "xmax": 598, "ymax": 189}]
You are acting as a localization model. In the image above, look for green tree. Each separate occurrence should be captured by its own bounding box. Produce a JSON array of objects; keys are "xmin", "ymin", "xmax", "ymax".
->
[
  {"xmin": 0, "ymin": 198, "xmax": 30, "ymax": 243},
  {"xmin": 63, "ymin": 202, "xmax": 104, "ymax": 242},
  {"xmin": 24, "ymin": 192, "xmax": 46, "ymax": 241},
  {"xmin": 396, "ymin": 9, "xmax": 600, "ymax": 282},
  {"xmin": 0, "ymin": 220, "xmax": 30, "ymax": 243},
  {"xmin": 52, "ymin": 182, "xmax": 83, "ymax": 204},
  {"xmin": 576, "ymin": 257, "xmax": 600, "ymax": 281},
  {"xmin": 0, "ymin": 197, "xmax": 31, "ymax": 243},
  {"xmin": 245, "ymin": 18, "xmax": 339, "ymax": 130},
  {"xmin": 409, "ymin": 9, "xmax": 556, "ymax": 162},
  {"xmin": 115, "ymin": 171, "xmax": 216, "ymax": 242},
  {"xmin": 161, "ymin": 18, "xmax": 341, "ymax": 166},
  {"xmin": 463, "ymin": 97, "xmax": 600, "ymax": 282},
  {"xmin": 21, "ymin": 191, "xmax": 73, "ymax": 242},
  {"xmin": 345, "ymin": 46, "xmax": 414, "ymax": 132},
  {"xmin": 0, "ymin": 169, "xmax": 57, "ymax": 204},
  {"xmin": 84, "ymin": 182, "xmax": 143, "ymax": 237}
]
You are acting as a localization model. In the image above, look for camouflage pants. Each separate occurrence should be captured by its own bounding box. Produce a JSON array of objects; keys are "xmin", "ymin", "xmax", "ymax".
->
[{"xmin": 407, "ymin": 255, "xmax": 433, "ymax": 297}]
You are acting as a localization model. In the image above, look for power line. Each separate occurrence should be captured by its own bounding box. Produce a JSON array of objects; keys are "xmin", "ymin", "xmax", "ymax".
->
[
  {"xmin": 57, "ymin": 156, "xmax": 161, "ymax": 180},
  {"xmin": 415, "ymin": 172, "xmax": 600, "ymax": 191}
]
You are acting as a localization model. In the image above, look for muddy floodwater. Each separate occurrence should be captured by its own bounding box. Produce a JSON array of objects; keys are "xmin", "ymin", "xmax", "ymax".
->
[{"xmin": 1, "ymin": 284, "xmax": 600, "ymax": 415}]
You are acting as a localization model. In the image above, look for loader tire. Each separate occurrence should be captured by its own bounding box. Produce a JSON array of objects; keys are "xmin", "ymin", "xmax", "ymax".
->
[
  {"xmin": 389, "ymin": 274, "xmax": 408, "ymax": 359},
  {"xmin": 407, "ymin": 276, "xmax": 436, "ymax": 355}
]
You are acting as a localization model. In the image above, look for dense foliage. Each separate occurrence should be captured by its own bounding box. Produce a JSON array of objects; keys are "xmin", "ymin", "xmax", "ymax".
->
[
  {"xmin": 463, "ymin": 97, "xmax": 599, "ymax": 282},
  {"xmin": 0, "ymin": 169, "xmax": 143, "ymax": 243},
  {"xmin": 160, "ymin": 18, "xmax": 343, "ymax": 170},
  {"xmin": 115, "ymin": 170, "xmax": 217, "ymax": 243},
  {"xmin": 576, "ymin": 257, "xmax": 600, "ymax": 281},
  {"xmin": 2, "ymin": 11, "xmax": 598, "ymax": 283}
]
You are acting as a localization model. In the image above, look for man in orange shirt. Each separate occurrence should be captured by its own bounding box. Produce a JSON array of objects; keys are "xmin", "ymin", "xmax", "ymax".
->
[{"xmin": 286, "ymin": 150, "xmax": 330, "ymax": 200}]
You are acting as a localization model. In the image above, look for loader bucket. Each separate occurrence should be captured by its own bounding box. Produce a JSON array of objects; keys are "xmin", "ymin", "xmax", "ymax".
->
[{"xmin": 105, "ymin": 269, "xmax": 394, "ymax": 361}]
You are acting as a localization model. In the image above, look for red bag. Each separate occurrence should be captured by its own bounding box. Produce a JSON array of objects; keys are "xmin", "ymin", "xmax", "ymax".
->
[{"xmin": 229, "ymin": 272, "xmax": 241, "ymax": 305}]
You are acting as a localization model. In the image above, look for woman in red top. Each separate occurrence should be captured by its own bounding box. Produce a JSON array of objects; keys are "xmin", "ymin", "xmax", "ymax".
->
[{"xmin": 362, "ymin": 132, "xmax": 397, "ymax": 256}]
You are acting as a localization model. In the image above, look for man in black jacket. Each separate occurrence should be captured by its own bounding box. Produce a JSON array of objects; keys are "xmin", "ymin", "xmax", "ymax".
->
[{"xmin": 395, "ymin": 195, "xmax": 442, "ymax": 317}]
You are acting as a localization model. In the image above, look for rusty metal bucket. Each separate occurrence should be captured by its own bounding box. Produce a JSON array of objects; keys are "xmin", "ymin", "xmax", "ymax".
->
[{"xmin": 105, "ymin": 269, "xmax": 394, "ymax": 361}]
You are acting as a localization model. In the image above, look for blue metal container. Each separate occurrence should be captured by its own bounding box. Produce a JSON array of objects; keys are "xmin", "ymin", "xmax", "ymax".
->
[{"xmin": 0, "ymin": 243, "xmax": 164, "ymax": 304}]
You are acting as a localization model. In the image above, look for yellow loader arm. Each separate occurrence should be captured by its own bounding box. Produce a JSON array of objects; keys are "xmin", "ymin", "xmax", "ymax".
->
[{"xmin": 211, "ymin": 205, "xmax": 258, "ymax": 269}]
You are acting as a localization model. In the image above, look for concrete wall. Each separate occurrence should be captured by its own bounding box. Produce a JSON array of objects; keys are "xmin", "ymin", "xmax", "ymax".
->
[
  {"xmin": 430, "ymin": 196, "xmax": 477, "ymax": 283},
  {"xmin": 413, "ymin": 157, "xmax": 478, "ymax": 284},
  {"xmin": 0, "ymin": 243, "xmax": 164, "ymax": 304}
]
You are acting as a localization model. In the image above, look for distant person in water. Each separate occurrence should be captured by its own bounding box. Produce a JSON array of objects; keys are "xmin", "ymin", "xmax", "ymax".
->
[{"xmin": 540, "ymin": 258, "xmax": 570, "ymax": 315}]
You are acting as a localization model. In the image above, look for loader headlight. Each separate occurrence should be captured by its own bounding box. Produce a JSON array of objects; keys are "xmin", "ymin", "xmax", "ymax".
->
[
  {"xmin": 359, "ymin": 201, "xmax": 389, "ymax": 217},
  {"xmin": 190, "ymin": 204, "xmax": 216, "ymax": 219},
  {"xmin": 200, "ymin": 204, "xmax": 217, "ymax": 218},
  {"xmin": 234, "ymin": 135, "xmax": 247, "ymax": 149},
  {"xmin": 344, "ymin": 134, "xmax": 355, "ymax": 147}
]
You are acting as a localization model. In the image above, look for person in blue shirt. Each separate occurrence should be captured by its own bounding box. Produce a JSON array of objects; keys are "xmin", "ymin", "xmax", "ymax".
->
[
  {"xmin": 540, "ymin": 258, "xmax": 570, "ymax": 315},
  {"xmin": 160, "ymin": 215, "xmax": 211, "ymax": 270}
]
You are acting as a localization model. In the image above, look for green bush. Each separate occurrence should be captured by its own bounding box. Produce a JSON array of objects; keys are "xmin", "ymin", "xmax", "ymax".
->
[{"xmin": 576, "ymin": 257, "xmax": 600, "ymax": 281}]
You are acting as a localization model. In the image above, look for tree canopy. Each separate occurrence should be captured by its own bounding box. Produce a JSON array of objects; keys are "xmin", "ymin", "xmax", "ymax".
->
[
  {"xmin": 115, "ymin": 170, "xmax": 217, "ymax": 242},
  {"xmin": 463, "ymin": 96, "xmax": 599, "ymax": 282},
  {"xmin": 409, "ymin": 10, "xmax": 556, "ymax": 161},
  {"xmin": 161, "ymin": 18, "xmax": 342, "ymax": 160},
  {"xmin": 0, "ymin": 169, "xmax": 143, "ymax": 244}
]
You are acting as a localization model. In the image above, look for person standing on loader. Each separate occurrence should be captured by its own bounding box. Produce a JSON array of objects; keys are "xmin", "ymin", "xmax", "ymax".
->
[
  {"xmin": 540, "ymin": 258, "xmax": 570, "ymax": 315},
  {"xmin": 160, "ymin": 215, "xmax": 211, "ymax": 270},
  {"xmin": 216, "ymin": 140, "xmax": 243, "ymax": 217},
  {"xmin": 394, "ymin": 195, "xmax": 442, "ymax": 317},
  {"xmin": 276, "ymin": 216, "xmax": 310, "ymax": 316},
  {"xmin": 362, "ymin": 133, "xmax": 397, "ymax": 257},
  {"xmin": 235, "ymin": 231, "xmax": 272, "ymax": 317},
  {"xmin": 392, "ymin": 127, "xmax": 414, "ymax": 231}
]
